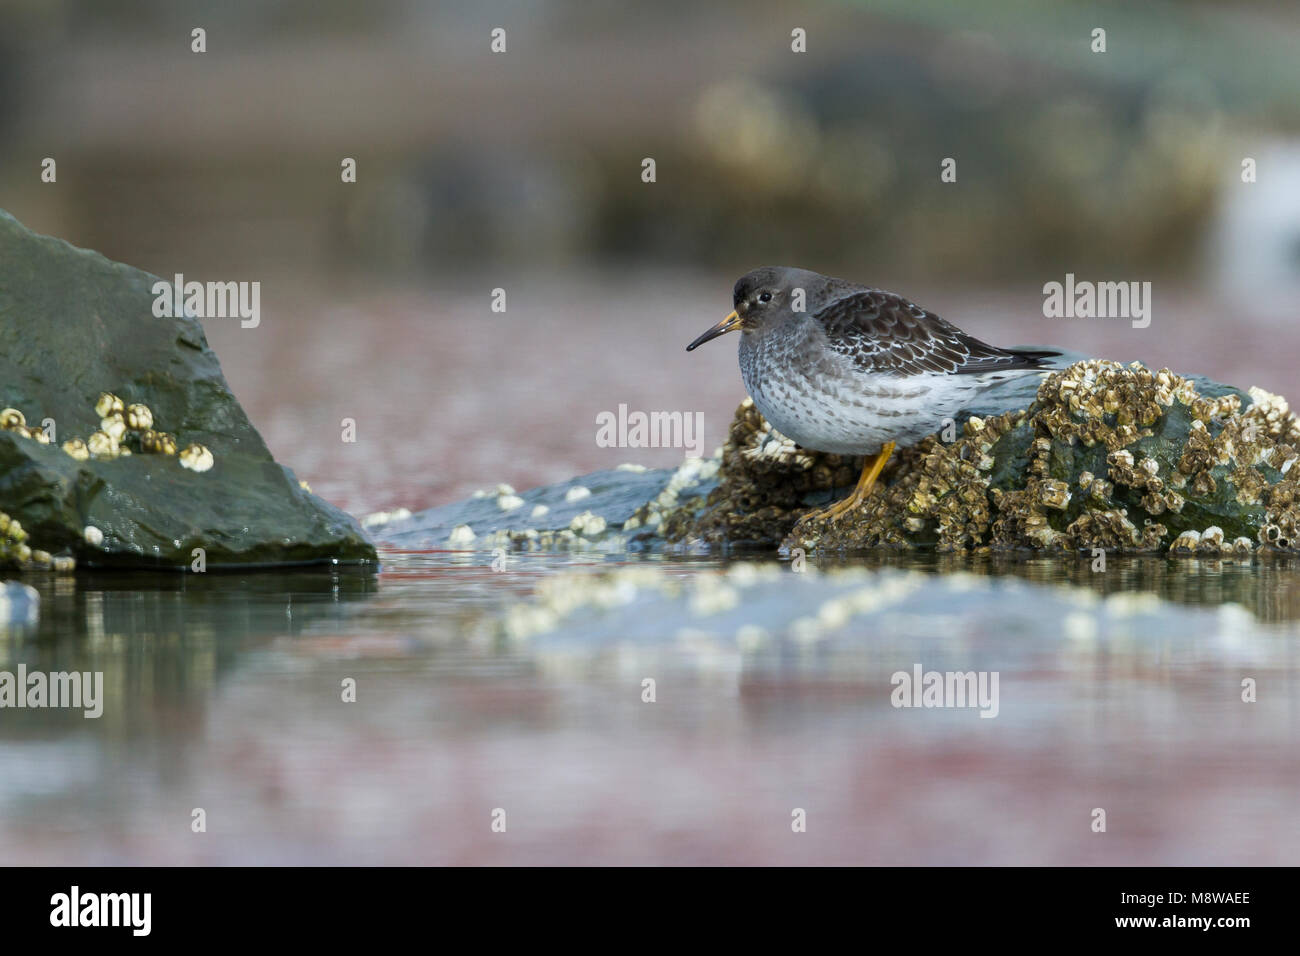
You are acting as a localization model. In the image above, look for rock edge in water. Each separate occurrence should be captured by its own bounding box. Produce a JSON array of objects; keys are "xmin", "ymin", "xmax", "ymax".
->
[{"xmin": 0, "ymin": 209, "xmax": 375, "ymax": 571}]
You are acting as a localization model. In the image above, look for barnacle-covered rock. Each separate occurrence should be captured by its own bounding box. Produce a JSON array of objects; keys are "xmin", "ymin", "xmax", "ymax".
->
[
  {"xmin": 0, "ymin": 509, "xmax": 74, "ymax": 573},
  {"xmin": 0, "ymin": 208, "xmax": 374, "ymax": 570},
  {"xmin": 655, "ymin": 397, "xmax": 863, "ymax": 548},
  {"xmin": 663, "ymin": 359, "xmax": 1300, "ymax": 555}
]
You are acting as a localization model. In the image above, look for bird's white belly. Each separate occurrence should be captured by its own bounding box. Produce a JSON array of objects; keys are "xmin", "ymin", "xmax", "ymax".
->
[
  {"xmin": 746, "ymin": 374, "xmax": 934, "ymax": 454},
  {"xmin": 743, "ymin": 356, "xmax": 1008, "ymax": 455}
]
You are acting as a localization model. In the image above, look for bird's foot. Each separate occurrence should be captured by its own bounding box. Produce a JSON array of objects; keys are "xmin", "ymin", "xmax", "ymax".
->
[
  {"xmin": 796, "ymin": 491, "xmax": 861, "ymax": 527},
  {"xmin": 790, "ymin": 442, "xmax": 896, "ymax": 536}
]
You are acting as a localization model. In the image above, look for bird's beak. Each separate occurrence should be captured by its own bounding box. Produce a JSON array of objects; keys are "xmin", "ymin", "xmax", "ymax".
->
[{"xmin": 686, "ymin": 310, "xmax": 742, "ymax": 352}]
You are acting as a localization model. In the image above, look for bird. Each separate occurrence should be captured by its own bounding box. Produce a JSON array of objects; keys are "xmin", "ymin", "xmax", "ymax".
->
[{"xmin": 686, "ymin": 266, "xmax": 1062, "ymax": 522}]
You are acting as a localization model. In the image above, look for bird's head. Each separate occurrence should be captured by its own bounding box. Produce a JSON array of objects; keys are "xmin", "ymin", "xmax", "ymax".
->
[{"xmin": 686, "ymin": 266, "xmax": 819, "ymax": 351}]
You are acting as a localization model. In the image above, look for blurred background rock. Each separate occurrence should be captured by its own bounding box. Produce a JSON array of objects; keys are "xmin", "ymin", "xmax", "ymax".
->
[{"xmin": 1, "ymin": 0, "xmax": 1298, "ymax": 513}]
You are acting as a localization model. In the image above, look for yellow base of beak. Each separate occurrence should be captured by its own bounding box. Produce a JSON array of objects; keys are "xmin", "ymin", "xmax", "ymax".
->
[{"xmin": 686, "ymin": 310, "xmax": 741, "ymax": 352}]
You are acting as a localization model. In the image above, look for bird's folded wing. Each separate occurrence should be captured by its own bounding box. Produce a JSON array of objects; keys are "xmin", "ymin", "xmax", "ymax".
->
[{"xmin": 815, "ymin": 290, "xmax": 1054, "ymax": 377}]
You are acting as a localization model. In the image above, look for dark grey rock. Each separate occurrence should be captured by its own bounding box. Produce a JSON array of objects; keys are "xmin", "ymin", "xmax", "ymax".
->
[{"xmin": 0, "ymin": 209, "xmax": 376, "ymax": 570}]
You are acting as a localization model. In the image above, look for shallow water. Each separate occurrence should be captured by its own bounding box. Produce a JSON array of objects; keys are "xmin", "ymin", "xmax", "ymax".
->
[{"xmin": 3, "ymin": 548, "xmax": 1297, "ymax": 865}]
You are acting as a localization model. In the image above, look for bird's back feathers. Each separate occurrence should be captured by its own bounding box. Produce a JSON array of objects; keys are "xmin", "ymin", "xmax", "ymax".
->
[{"xmin": 813, "ymin": 289, "xmax": 1059, "ymax": 377}]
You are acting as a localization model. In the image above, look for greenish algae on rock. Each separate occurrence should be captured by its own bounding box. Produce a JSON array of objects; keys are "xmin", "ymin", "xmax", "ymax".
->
[
  {"xmin": 0, "ymin": 209, "xmax": 375, "ymax": 570},
  {"xmin": 664, "ymin": 360, "xmax": 1300, "ymax": 555}
]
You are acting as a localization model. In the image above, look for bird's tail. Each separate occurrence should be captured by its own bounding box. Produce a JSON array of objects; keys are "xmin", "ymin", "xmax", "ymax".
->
[
  {"xmin": 1006, "ymin": 345, "xmax": 1088, "ymax": 370},
  {"xmin": 956, "ymin": 346, "xmax": 1085, "ymax": 420}
]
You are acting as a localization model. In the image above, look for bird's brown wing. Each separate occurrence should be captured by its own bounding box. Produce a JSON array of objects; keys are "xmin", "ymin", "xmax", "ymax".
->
[{"xmin": 814, "ymin": 290, "xmax": 1054, "ymax": 377}]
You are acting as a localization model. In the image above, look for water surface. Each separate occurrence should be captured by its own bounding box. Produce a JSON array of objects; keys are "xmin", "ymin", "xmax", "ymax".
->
[{"xmin": 3, "ymin": 548, "xmax": 1296, "ymax": 864}]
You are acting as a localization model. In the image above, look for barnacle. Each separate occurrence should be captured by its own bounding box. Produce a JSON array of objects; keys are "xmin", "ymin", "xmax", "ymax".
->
[
  {"xmin": 100, "ymin": 413, "xmax": 127, "ymax": 441},
  {"xmin": 140, "ymin": 430, "xmax": 178, "ymax": 456},
  {"xmin": 178, "ymin": 443, "xmax": 214, "ymax": 472},
  {"xmin": 86, "ymin": 430, "xmax": 120, "ymax": 459},
  {"xmin": 62, "ymin": 438, "xmax": 90, "ymax": 461},
  {"xmin": 94, "ymin": 392, "xmax": 124, "ymax": 418},
  {"xmin": 125, "ymin": 403, "xmax": 153, "ymax": 431}
]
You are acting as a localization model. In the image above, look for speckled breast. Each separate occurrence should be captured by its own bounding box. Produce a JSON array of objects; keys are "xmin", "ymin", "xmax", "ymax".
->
[{"xmin": 737, "ymin": 328, "xmax": 954, "ymax": 455}]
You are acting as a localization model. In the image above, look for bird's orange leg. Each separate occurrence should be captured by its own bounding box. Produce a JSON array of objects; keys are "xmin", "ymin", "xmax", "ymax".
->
[{"xmin": 803, "ymin": 441, "xmax": 896, "ymax": 522}]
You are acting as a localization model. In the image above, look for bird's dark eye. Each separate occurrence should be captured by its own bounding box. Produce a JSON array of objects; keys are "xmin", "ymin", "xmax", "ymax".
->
[{"xmin": 758, "ymin": 292, "xmax": 772, "ymax": 304}]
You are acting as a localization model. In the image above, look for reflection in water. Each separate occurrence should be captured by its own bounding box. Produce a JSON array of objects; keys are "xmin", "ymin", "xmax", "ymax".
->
[
  {"xmin": 1, "ymin": 567, "xmax": 378, "ymax": 734},
  {"xmin": 0, "ymin": 548, "xmax": 1297, "ymax": 865},
  {"xmin": 804, "ymin": 550, "xmax": 1300, "ymax": 624}
]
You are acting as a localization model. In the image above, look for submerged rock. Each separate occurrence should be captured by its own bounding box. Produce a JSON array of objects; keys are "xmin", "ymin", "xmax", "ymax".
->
[
  {"xmin": 664, "ymin": 360, "xmax": 1300, "ymax": 555},
  {"xmin": 499, "ymin": 562, "xmax": 1266, "ymax": 664},
  {"xmin": 0, "ymin": 210, "xmax": 375, "ymax": 570}
]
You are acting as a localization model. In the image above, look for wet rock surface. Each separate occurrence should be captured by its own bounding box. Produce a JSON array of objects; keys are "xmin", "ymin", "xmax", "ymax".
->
[{"xmin": 0, "ymin": 210, "xmax": 375, "ymax": 570}]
